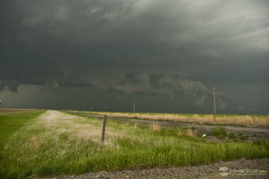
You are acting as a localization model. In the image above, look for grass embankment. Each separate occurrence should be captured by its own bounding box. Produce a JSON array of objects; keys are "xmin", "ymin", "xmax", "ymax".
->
[
  {"xmin": 1, "ymin": 110, "xmax": 268, "ymax": 178},
  {"xmin": 88, "ymin": 111, "xmax": 269, "ymax": 128}
]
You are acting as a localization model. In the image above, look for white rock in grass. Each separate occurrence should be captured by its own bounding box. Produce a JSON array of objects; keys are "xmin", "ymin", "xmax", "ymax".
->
[
  {"xmin": 202, "ymin": 134, "xmax": 206, "ymax": 137},
  {"xmin": 219, "ymin": 166, "xmax": 229, "ymax": 172}
]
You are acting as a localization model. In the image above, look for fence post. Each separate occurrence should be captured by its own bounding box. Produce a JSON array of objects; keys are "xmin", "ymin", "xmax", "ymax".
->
[{"xmin": 102, "ymin": 115, "xmax": 107, "ymax": 142}]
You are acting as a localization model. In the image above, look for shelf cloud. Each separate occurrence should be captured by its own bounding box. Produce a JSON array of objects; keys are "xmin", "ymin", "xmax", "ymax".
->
[{"xmin": 0, "ymin": 0, "xmax": 268, "ymax": 113}]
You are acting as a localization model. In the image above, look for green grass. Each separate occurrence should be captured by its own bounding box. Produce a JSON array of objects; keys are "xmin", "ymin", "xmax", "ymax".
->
[
  {"xmin": 228, "ymin": 133, "xmax": 236, "ymax": 139},
  {"xmin": 0, "ymin": 110, "xmax": 44, "ymax": 147},
  {"xmin": 0, "ymin": 110, "xmax": 268, "ymax": 178},
  {"xmin": 212, "ymin": 127, "xmax": 227, "ymax": 139}
]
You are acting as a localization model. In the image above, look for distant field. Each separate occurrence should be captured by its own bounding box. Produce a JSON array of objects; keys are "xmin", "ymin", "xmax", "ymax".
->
[
  {"xmin": 0, "ymin": 110, "xmax": 268, "ymax": 178},
  {"xmin": 88, "ymin": 111, "xmax": 269, "ymax": 128},
  {"xmin": 0, "ymin": 108, "xmax": 37, "ymax": 113}
]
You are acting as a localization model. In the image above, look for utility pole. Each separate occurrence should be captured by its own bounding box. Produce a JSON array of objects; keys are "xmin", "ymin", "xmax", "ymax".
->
[
  {"xmin": 212, "ymin": 85, "xmax": 216, "ymax": 121},
  {"xmin": 90, "ymin": 105, "xmax": 94, "ymax": 111}
]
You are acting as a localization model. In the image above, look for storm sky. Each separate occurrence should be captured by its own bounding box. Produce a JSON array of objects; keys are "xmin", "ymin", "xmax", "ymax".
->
[{"xmin": 0, "ymin": 0, "xmax": 268, "ymax": 114}]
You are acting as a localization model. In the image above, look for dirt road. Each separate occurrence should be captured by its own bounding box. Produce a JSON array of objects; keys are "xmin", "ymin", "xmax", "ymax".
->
[{"xmin": 83, "ymin": 114, "xmax": 269, "ymax": 139}]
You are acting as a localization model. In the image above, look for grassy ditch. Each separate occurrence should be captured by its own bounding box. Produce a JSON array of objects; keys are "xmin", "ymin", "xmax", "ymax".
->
[{"xmin": 0, "ymin": 110, "xmax": 268, "ymax": 178}]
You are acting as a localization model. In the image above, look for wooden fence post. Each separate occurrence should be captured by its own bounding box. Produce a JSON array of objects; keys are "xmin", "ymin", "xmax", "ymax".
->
[{"xmin": 102, "ymin": 115, "xmax": 107, "ymax": 142}]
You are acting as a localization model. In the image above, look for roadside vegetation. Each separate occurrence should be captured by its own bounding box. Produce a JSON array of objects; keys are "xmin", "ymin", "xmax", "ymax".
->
[
  {"xmin": 88, "ymin": 111, "xmax": 269, "ymax": 128},
  {"xmin": 0, "ymin": 110, "xmax": 268, "ymax": 178}
]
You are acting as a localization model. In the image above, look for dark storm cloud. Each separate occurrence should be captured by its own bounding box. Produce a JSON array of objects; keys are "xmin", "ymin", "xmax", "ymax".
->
[
  {"xmin": 0, "ymin": 0, "xmax": 268, "ymax": 112},
  {"xmin": 40, "ymin": 73, "xmax": 219, "ymax": 107}
]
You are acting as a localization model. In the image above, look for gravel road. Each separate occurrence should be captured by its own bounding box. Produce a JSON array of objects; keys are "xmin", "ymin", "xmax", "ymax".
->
[{"xmin": 53, "ymin": 158, "xmax": 269, "ymax": 179}]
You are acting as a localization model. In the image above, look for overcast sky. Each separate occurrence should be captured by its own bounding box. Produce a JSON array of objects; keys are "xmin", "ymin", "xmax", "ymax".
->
[{"xmin": 0, "ymin": 0, "xmax": 268, "ymax": 114}]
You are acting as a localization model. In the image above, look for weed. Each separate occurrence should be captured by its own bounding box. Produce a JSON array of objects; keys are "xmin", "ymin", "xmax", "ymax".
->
[
  {"xmin": 59, "ymin": 132, "xmax": 69, "ymax": 141},
  {"xmin": 151, "ymin": 123, "xmax": 160, "ymax": 131},
  {"xmin": 238, "ymin": 133, "xmax": 248, "ymax": 141},
  {"xmin": 212, "ymin": 127, "xmax": 227, "ymax": 139},
  {"xmin": 228, "ymin": 133, "xmax": 236, "ymax": 139},
  {"xmin": 177, "ymin": 130, "xmax": 184, "ymax": 137},
  {"xmin": 186, "ymin": 129, "xmax": 194, "ymax": 136}
]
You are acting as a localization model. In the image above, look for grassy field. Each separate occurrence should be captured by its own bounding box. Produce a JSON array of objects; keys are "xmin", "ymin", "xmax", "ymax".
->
[
  {"xmin": 0, "ymin": 110, "xmax": 44, "ymax": 147},
  {"xmin": 0, "ymin": 110, "xmax": 268, "ymax": 178},
  {"xmin": 89, "ymin": 111, "xmax": 269, "ymax": 128}
]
